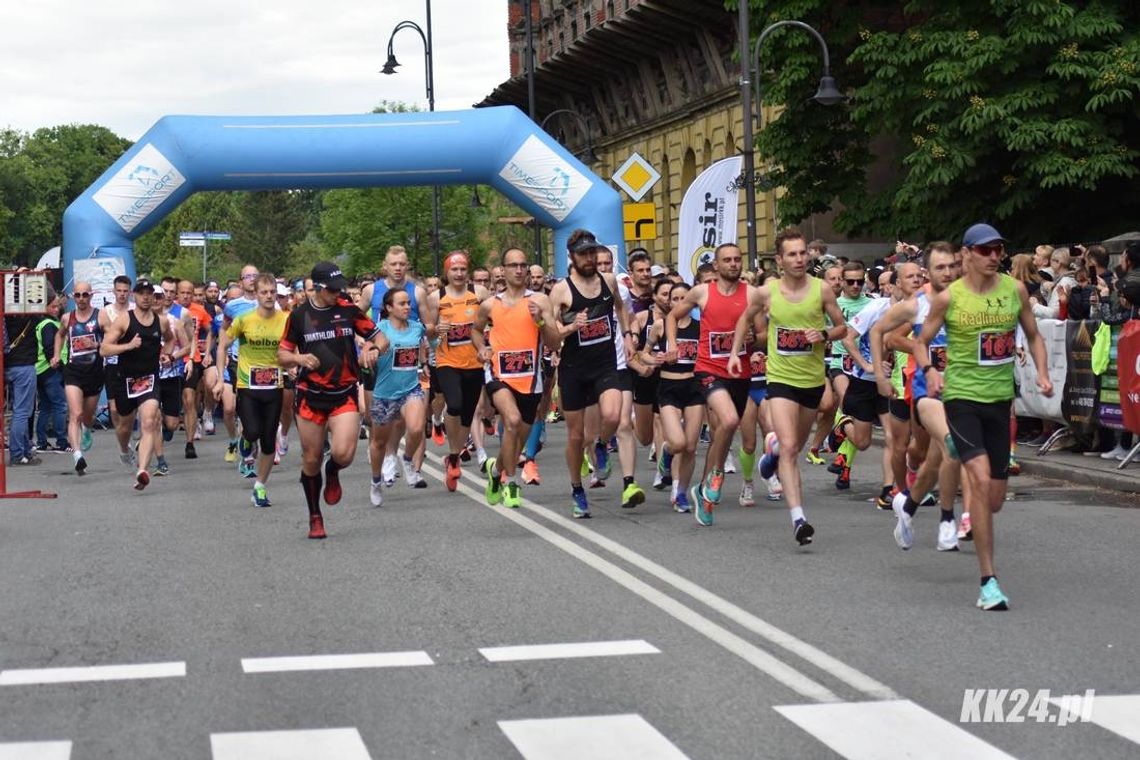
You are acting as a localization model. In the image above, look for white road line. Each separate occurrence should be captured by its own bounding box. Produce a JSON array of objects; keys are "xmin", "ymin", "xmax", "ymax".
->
[
  {"xmin": 1051, "ymin": 694, "xmax": 1140, "ymax": 744},
  {"xmin": 210, "ymin": 728, "xmax": 371, "ymax": 759},
  {"xmin": 417, "ymin": 460, "xmax": 840, "ymax": 703},
  {"xmin": 241, "ymin": 651, "xmax": 434, "ymax": 674},
  {"xmin": 429, "ymin": 450, "xmax": 898, "ymax": 701},
  {"xmin": 499, "ymin": 714, "xmax": 690, "ymax": 760},
  {"xmin": 775, "ymin": 700, "xmax": 1018, "ymax": 759},
  {"xmin": 0, "ymin": 742, "xmax": 72, "ymax": 760},
  {"xmin": 0, "ymin": 661, "xmax": 185, "ymax": 686},
  {"xmin": 479, "ymin": 639, "xmax": 660, "ymax": 663}
]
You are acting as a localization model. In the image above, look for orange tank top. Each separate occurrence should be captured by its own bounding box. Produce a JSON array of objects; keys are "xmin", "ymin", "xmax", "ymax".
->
[
  {"xmin": 487, "ymin": 292, "xmax": 543, "ymax": 394},
  {"xmin": 436, "ymin": 287, "xmax": 482, "ymax": 370}
]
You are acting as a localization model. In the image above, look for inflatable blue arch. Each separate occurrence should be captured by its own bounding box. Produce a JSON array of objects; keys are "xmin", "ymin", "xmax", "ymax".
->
[{"xmin": 62, "ymin": 106, "xmax": 622, "ymax": 286}]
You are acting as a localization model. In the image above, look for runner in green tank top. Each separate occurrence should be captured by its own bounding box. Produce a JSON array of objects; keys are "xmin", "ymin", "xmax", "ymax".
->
[
  {"xmin": 728, "ymin": 228, "xmax": 847, "ymax": 547},
  {"xmin": 913, "ymin": 224, "xmax": 1052, "ymax": 612}
]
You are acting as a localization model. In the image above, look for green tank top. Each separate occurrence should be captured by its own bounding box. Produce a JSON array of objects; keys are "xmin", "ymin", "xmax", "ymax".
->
[
  {"xmin": 943, "ymin": 274, "xmax": 1021, "ymax": 403},
  {"xmin": 892, "ymin": 349, "xmax": 906, "ymax": 396},
  {"xmin": 767, "ymin": 277, "xmax": 826, "ymax": 388},
  {"xmin": 830, "ymin": 293, "xmax": 871, "ymax": 367}
]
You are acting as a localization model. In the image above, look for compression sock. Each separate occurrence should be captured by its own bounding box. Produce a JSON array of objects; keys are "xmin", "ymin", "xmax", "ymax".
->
[
  {"xmin": 524, "ymin": 419, "xmax": 546, "ymax": 459},
  {"xmin": 838, "ymin": 439, "xmax": 858, "ymax": 466},
  {"xmin": 737, "ymin": 447, "xmax": 756, "ymax": 481},
  {"xmin": 300, "ymin": 471, "xmax": 323, "ymax": 515}
]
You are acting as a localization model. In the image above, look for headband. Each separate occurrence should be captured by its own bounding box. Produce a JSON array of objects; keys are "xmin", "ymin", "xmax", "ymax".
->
[{"xmin": 444, "ymin": 251, "xmax": 469, "ymax": 272}]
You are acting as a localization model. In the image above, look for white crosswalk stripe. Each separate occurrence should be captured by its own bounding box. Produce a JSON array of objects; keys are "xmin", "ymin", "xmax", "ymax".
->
[
  {"xmin": 1051, "ymin": 693, "xmax": 1140, "ymax": 744},
  {"xmin": 775, "ymin": 700, "xmax": 1017, "ymax": 760},
  {"xmin": 241, "ymin": 650, "xmax": 433, "ymax": 673},
  {"xmin": 479, "ymin": 639, "xmax": 660, "ymax": 662},
  {"xmin": 210, "ymin": 728, "xmax": 371, "ymax": 759},
  {"xmin": 0, "ymin": 742, "xmax": 71, "ymax": 760},
  {"xmin": 499, "ymin": 714, "xmax": 690, "ymax": 760}
]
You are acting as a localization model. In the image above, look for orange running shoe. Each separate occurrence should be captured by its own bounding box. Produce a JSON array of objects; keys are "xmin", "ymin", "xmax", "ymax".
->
[
  {"xmin": 432, "ymin": 421, "xmax": 446, "ymax": 447},
  {"xmin": 308, "ymin": 514, "xmax": 326, "ymax": 539},
  {"xmin": 522, "ymin": 459, "xmax": 541, "ymax": 485},
  {"xmin": 446, "ymin": 454, "xmax": 461, "ymax": 492}
]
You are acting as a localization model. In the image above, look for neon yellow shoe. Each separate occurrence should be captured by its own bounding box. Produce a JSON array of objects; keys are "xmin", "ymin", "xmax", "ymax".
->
[
  {"xmin": 224, "ymin": 442, "xmax": 237, "ymax": 463},
  {"xmin": 621, "ymin": 481, "xmax": 646, "ymax": 509},
  {"xmin": 484, "ymin": 457, "xmax": 502, "ymax": 505},
  {"xmin": 503, "ymin": 481, "xmax": 522, "ymax": 508},
  {"xmin": 805, "ymin": 447, "xmax": 825, "ymax": 465},
  {"xmin": 580, "ymin": 452, "xmax": 591, "ymax": 479}
]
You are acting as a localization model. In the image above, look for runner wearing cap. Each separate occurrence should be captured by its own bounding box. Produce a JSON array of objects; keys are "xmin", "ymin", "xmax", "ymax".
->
[
  {"xmin": 914, "ymin": 223, "xmax": 1052, "ymax": 610},
  {"xmin": 100, "ymin": 279, "xmax": 177, "ymax": 491},
  {"xmin": 278, "ymin": 262, "xmax": 388, "ymax": 539}
]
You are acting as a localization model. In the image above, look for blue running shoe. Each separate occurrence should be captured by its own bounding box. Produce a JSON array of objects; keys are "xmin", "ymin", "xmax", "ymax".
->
[
  {"xmin": 673, "ymin": 488, "xmax": 691, "ymax": 513},
  {"xmin": 657, "ymin": 447, "xmax": 673, "ymax": 480},
  {"xmin": 977, "ymin": 578, "xmax": 1010, "ymax": 611},
  {"xmin": 703, "ymin": 470, "xmax": 724, "ymax": 504},
  {"xmin": 593, "ymin": 439, "xmax": 612, "ymax": 481},
  {"xmin": 80, "ymin": 424, "xmax": 93, "ymax": 452},
  {"xmin": 252, "ymin": 483, "xmax": 271, "ymax": 508},
  {"xmin": 759, "ymin": 453, "xmax": 778, "ymax": 480},
  {"xmin": 571, "ymin": 489, "xmax": 591, "ymax": 519},
  {"xmin": 692, "ymin": 483, "xmax": 713, "ymax": 526}
]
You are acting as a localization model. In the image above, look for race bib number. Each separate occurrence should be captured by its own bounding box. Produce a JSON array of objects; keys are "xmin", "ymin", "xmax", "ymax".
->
[
  {"xmin": 708, "ymin": 331, "xmax": 737, "ymax": 358},
  {"xmin": 931, "ymin": 346, "xmax": 948, "ymax": 372},
  {"xmin": 576, "ymin": 315, "xmax": 612, "ymax": 346},
  {"xmin": 841, "ymin": 354, "xmax": 856, "ymax": 374},
  {"xmin": 978, "ymin": 330, "xmax": 1015, "ymax": 366},
  {"xmin": 676, "ymin": 338, "xmax": 698, "ymax": 365},
  {"xmin": 446, "ymin": 322, "xmax": 473, "ymax": 346},
  {"xmin": 775, "ymin": 327, "xmax": 813, "ymax": 356},
  {"xmin": 69, "ymin": 333, "xmax": 98, "ymax": 357},
  {"xmin": 497, "ymin": 349, "xmax": 536, "ymax": 378},
  {"xmin": 394, "ymin": 346, "xmax": 419, "ymax": 371},
  {"xmin": 750, "ymin": 352, "xmax": 768, "ymax": 377},
  {"xmin": 250, "ymin": 366, "xmax": 280, "ymax": 390},
  {"xmin": 196, "ymin": 338, "xmax": 208, "ymax": 356},
  {"xmin": 126, "ymin": 374, "xmax": 155, "ymax": 399}
]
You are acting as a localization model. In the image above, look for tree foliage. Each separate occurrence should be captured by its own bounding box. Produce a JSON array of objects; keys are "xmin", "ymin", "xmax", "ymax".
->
[{"xmin": 740, "ymin": 0, "xmax": 1140, "ymax": 244}]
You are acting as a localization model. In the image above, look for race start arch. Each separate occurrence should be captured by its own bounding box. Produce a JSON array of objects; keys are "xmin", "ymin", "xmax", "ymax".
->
[{"xmin": 61, "ymin": 106, "xmax": 623, "ymax": 287}]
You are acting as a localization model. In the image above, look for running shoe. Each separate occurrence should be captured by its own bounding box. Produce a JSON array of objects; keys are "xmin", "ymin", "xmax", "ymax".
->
[
  {"xmin": 976, "ymin": 578, "xmax": 1010, "ymax": 611},
  {"xmin": 805, "ymin": 447, "xmax": 825, "ymax": 465},
  {"xmin": 766, "ymin": 474, "xmax": 783, "ymax": 501},
  {"xmin": 522, "ymin": 459, "xmax": 541, "ymax": 485},
  {"xmin": 673, "ymin": 488, "xmax": 691, "ymax": 513},
  {"xmin": 835, "ymin": 466, "xmax": 851, "ymax": 490},
  {"xmin": 659, "ymin": 446, "xmax": 673, "ymax": 474},
  {"xmin": 134, "ymin": 469, "xmax": 150, "ymax": 491},
  {"xmin": 484, "ymin": 457, "xmax": 502, "ymax": 505},
  {"xmin": 825, "ymin": 415, "xmax": 852, "ymax": 453},
  {"xmin": 699, "ymin": 425, "xmax": 710, "ymax": 444},
  {"xmin": 607, "ymin": 435, "xmax": 619, "ymax": 453},
  {"xmin": 958, "ymin": 512, "xmax": 973, "ymax": 541},
  {"xmin": 370, "ymin": 478, "xmax": 384, "ymax": 507},
  {"xmin": 432, "ymin": 421, "xmax": 446, "ymax": 446},
  {"xmin": 594, "ymin": 438, "xmax": 612, "ymax": 480},
  {"xmin": 483, "ymin": 417, "xmax": 496, "ymax": 436},
  {"xmin": 571, "ymin": 489, "xmax": 590, "ymax": 519},
  {"xmin": 238, "ymin": 460, "xmax": 256, "ymax": 479},
  {"xmin": 588, "ymin": 473, "xmax": 606, "ymax": 489},
  {"xmin": 459, "ymin": 447, "xmax": 472, "ymax": 462},
  {"xmin": 905, "ymin": 467, "xmax": 918, "ymax": 491},
  {"xmin": 476, "ymin": 449, "xmax": 488, "ymax": 470},
  {"xmin": 652, "ymin": 471, "xmax": 666, "ymax": 490},
  {"xmin": 401, "ymin": 457, "xmax": 418, "ymax": 487},
  {"xmin": 876, "ymin": 485, "xmax": 896, "ymax": 510},
  {"xmin": 621, "ymin": 481, "xmax": 646, "ymax": 509},
  {"xmin": 891, "ymin": 491, "xmax": 914, "ymax": 550},
  {"xmin": 937, "ymin": 520, "xmax": 959, "ymax": 551},
  {"xmin": 411, "ymin": 471, "xmax": 427, "ymax": 489},
  {"xmin": 764, "ymin": 431, "xmax": 780, "ymax": 457},
  {"xmin": 80, "ymin": 424, "xmax": 93, "ymax": 452},
  {"xmin": 1008, "ymin": 454, "xmax": 1021, "ymax": 476},
  {"xmin": 224, "ymin": 443, "xmax": 237, "ymax": 463},
  {"xmin": 308, "ymin": 514, "xmax": 326, "ymax": 539},
  {"xmin": 724, "ymin": 451, "xmax": 738, "ymax": 474},
  {"xmin": 692, "ymin": 483, "xmax": 713, "ymax": 526},
  {"xmin": 273, "ymin": 451, "xmax": 281, "ymax": 465},
  {"xmin": 919, "ymin": 491, "xmax": 938, "ymax": 508},
  {"xmin": 252, "ymin": 483, "xmax": 271, "ymax": 508},
  {"xmin": 1101, "ymin": 444, "xmax": 1128, "ymax": 460},
  {"xmin": 203, "ymin": 416, "xmax": 215, "ymax": 435},
  {"xmin": 323, "ymin": 464, "xmax": 342, "ymax": 505},
  {"xmin": 358, "ymin": 425, "xmax": 368, "ymax": 441},
  {"xmin": 503, "ymin": 481, "xmax": 522, "ymax": 509},
  {"xmin": 154, "ymin": 459, "xmax": 170, "ymax": 477},
  {"xmin": 120, "ymin": 449, "xmax": 136, "ymax": 467},
  {"xmin": 703, "ymin": 470, "xmax": 725, "ymax": 503},
  {"xmin": 381, "ymin": 454, "xmax": 397, "ymax": 487},
  {"xmin": 185, "ymin": 442, "xmax": 197, "ymax": 459},
  {"xmin": 445, "ymin": 455, "xmax": 462, "ymax": 492},
  {"xmin": 794, "ymin": 518, "xmax": 815, "ymax": 545},
  {"xmin": 75, "ymin": 455, "xmax": 87, "ymax": 476},
  {"xmin": 827, "ymin": 453, "xmax": 847, "ymax": 475},
  {"xmin": 276, "ymin": 424, "xmax": 288, "ymax": 456},
  {"xmin": 739, "ymin": 482, "xmax": 756, "ymax": 507},
  {"xmin": 759, "ymin": 453, "xmax": 778, "ymax": 481}
]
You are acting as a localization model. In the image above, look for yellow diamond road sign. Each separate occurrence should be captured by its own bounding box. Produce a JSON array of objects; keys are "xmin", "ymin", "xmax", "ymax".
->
[{"xmin": 612, "ymin": 152, "xmax": 661, "ymax": 202}]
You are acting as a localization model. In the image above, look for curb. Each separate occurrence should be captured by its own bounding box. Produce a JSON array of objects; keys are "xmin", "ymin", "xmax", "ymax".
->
[{"xmin": 1014, "ymin": 452, "xmax": 1140, "ymax": 495}]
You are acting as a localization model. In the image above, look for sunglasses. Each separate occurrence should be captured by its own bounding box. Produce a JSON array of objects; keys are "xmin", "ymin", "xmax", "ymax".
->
[
  {"xmin": 241, "ymin": 273, "xmax": 257, "ymax": 280},
  {"xmin": 973, "ymin": 244, "xmax": 1004, "ymax": 257},
  {"xmin": 73, "ymin": 292, "xmax": 92, "ymax": 297},
  {"xmin": 844, "ymin": 279, "xmax": 863, "ymax": 285}
]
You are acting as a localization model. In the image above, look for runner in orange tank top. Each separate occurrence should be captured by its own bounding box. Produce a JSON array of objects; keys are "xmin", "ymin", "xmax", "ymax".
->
[{"xmin": 471, "ymin": 247, "xmax": 563, "ymax": 509}]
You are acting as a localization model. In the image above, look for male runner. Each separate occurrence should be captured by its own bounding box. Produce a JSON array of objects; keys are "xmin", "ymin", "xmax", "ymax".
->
[
  {"xmin": 100, "ymin": 279, "xmax": 176, "ymax": 490},
  {"xmin": 99, "ymin": 275, "xmax": 133, "ymax": 463},
  {"xmin": 471, "ymin": 247, "xmax": 562, "ymax": 507},
  {"xmin": 222, "ymin": 269, "xmax": 261, "ymax": 469},
  {"xmin": 728, "ymin": 228, "xmax": 848, "ymax": 544},
  {"xmin": 818, "ymin": 261, "xmax": 872, "ymax": 472},
  {"xmin": 278, "ymin": 262, "xmax": 388, "ymax": 539},
  {"xmin": 547, "ymin": 230, "xmax": 633, "ymax": 518},
  {"xmin": 177, "ymin": 279, "xmax": 211, "ymax": 458},
  {"xmin": 54, "ymin": 281, "xmax": 103, "ymax": 474},
  {"xmin": 667, "ymin": 243, "xmax": 751, "ymax": 526},
  {"xmin": 916, "ymin": 224, "xmax": 1052, "ymax": 610},
  {"xmin": 153, "ymin": 280, "xmax": 194, "ymax": 476}
]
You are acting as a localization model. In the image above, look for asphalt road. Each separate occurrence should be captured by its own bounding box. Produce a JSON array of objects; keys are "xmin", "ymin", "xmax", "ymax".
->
[{"xmin": 1, "ymin": 421, "xmax": 1137, "ymax": 759}]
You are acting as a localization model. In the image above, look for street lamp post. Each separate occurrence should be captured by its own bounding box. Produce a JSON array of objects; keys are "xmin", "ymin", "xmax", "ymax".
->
[
  {"xmin": 739, "ymin": 17, "xmax": 844, "ymax": 268},
  {"xmin": 382, "ymin": 2, "xmax": 441, "ymax": 274},
  {"xmin": 540, "ymin": 110, "xmax": 599, "ymax": 164},
  {"xmin": 521, "ymin": 0, "xmax": 542, "ymax": 268}
]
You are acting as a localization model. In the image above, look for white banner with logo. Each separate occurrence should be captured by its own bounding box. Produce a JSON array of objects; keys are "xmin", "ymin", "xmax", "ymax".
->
[
  {"xmin": 74, "ymin": 257, "xmax": 127, "ymax": 309},
  {"xmin": 677, "ymin": 156, "xmax": 742, "ymax": 284},
  {"xmin": 1014, "ymin": 319, "xmax": 1067, "ymax": 423},
  {"xmin": 499, "ymin": 135, "xmax": 591, "ymax": 223},
  {"xmin": 92, "ymin": 143, "xmax": 186, "ymax": 233}
]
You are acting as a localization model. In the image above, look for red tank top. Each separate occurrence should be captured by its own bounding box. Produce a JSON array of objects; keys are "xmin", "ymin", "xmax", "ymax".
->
[{"xmin": 694, "ymin": 281, "xmax": 748, "ymax": 378}]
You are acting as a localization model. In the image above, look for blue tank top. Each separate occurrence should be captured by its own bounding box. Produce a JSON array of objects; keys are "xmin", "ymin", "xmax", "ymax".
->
[
  {"xmin": 371, "ymin": 280, "xmax": 419, "ymax": 324},
  {"xmin": 911, "ymin": 292, "xmax": 949, "ymax": 400},
  {"xmin": 372, "ymin": 319, "xmax": 425, "ymax": 401},
  {"xmin": 66, "ymin": 308, "xmax": 102, "ymax": 367}
]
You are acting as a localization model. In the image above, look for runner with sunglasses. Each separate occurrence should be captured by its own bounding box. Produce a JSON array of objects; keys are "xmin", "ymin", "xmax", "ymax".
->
[{"xmin": 54, "ymin": 282, "xmax": 103, "ymax": 474}]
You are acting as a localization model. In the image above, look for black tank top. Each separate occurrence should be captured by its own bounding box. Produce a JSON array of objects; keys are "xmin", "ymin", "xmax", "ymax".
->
[
  {"xmin": 118, "ymin": 310, "xmax": 162, "ymax": 377},
  {"xmin": 559, "ymin": 275, "xmax": 617, "ymax": 370},
  {"xmin": 659, "ymin": 316, "xmax": 700, "ymax": 374}
]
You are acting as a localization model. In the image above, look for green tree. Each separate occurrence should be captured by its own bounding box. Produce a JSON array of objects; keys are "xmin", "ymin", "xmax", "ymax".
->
[{"xmin": 740, "ymin": 0, "xmax": 1140, "ymax": 244}]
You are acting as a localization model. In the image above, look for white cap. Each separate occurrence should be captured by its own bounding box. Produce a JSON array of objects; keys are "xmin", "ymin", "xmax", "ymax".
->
[
  {"xmin": 650, "ymin": 264, "xmax": 666, "ymax": 277},
  {"xmin": 276, "ymin": 282, "xmax": 290, "ymax": 296}
]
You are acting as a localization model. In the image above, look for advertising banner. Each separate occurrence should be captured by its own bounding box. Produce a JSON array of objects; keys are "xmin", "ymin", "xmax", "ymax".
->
[
  {"xmin": 1096, "ymin": 325, "xmax": 1123, "ymax": 431},
  {"xmin": 1116, "ymin": 320, "xmax": 1140, "ymax": 435},
  {"xmin": 1061, "ymin": 319, "xmax": 1101, "ymax": 438},
  {"xmin": 676, "ymin": 156, "xmax": 742, "ymax": 284},
  {"xmin": 1014, "ymin": 319, "xmax": 1067, "ymax": 423}
]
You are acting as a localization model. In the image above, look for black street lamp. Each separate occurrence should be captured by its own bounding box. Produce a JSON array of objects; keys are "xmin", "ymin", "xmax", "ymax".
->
[
  {"xmin": 540, "ymin": 109, "xmax": 600, "ymax": 164},
  {"xmin": 382, "ymin": 4, "xmax": 441, "ymax": 275},
  {"xmin": 738, "ymin": 15, "xmax": 844, "ymax": 268}
]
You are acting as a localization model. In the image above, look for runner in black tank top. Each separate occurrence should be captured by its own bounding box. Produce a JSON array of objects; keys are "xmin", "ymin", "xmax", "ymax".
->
[
  {"xmin": 547, "ymin": 230, "xmax": 634, "ymax": 519},
  {"xmin": 100, "ymin": 279, "xmax": 175, "ymax": 491}
]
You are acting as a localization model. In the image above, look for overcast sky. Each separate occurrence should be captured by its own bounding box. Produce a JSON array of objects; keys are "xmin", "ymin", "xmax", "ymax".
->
[{"xmin": 2, "ymin": 0, "xmax": 511, "ymax": 140}]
